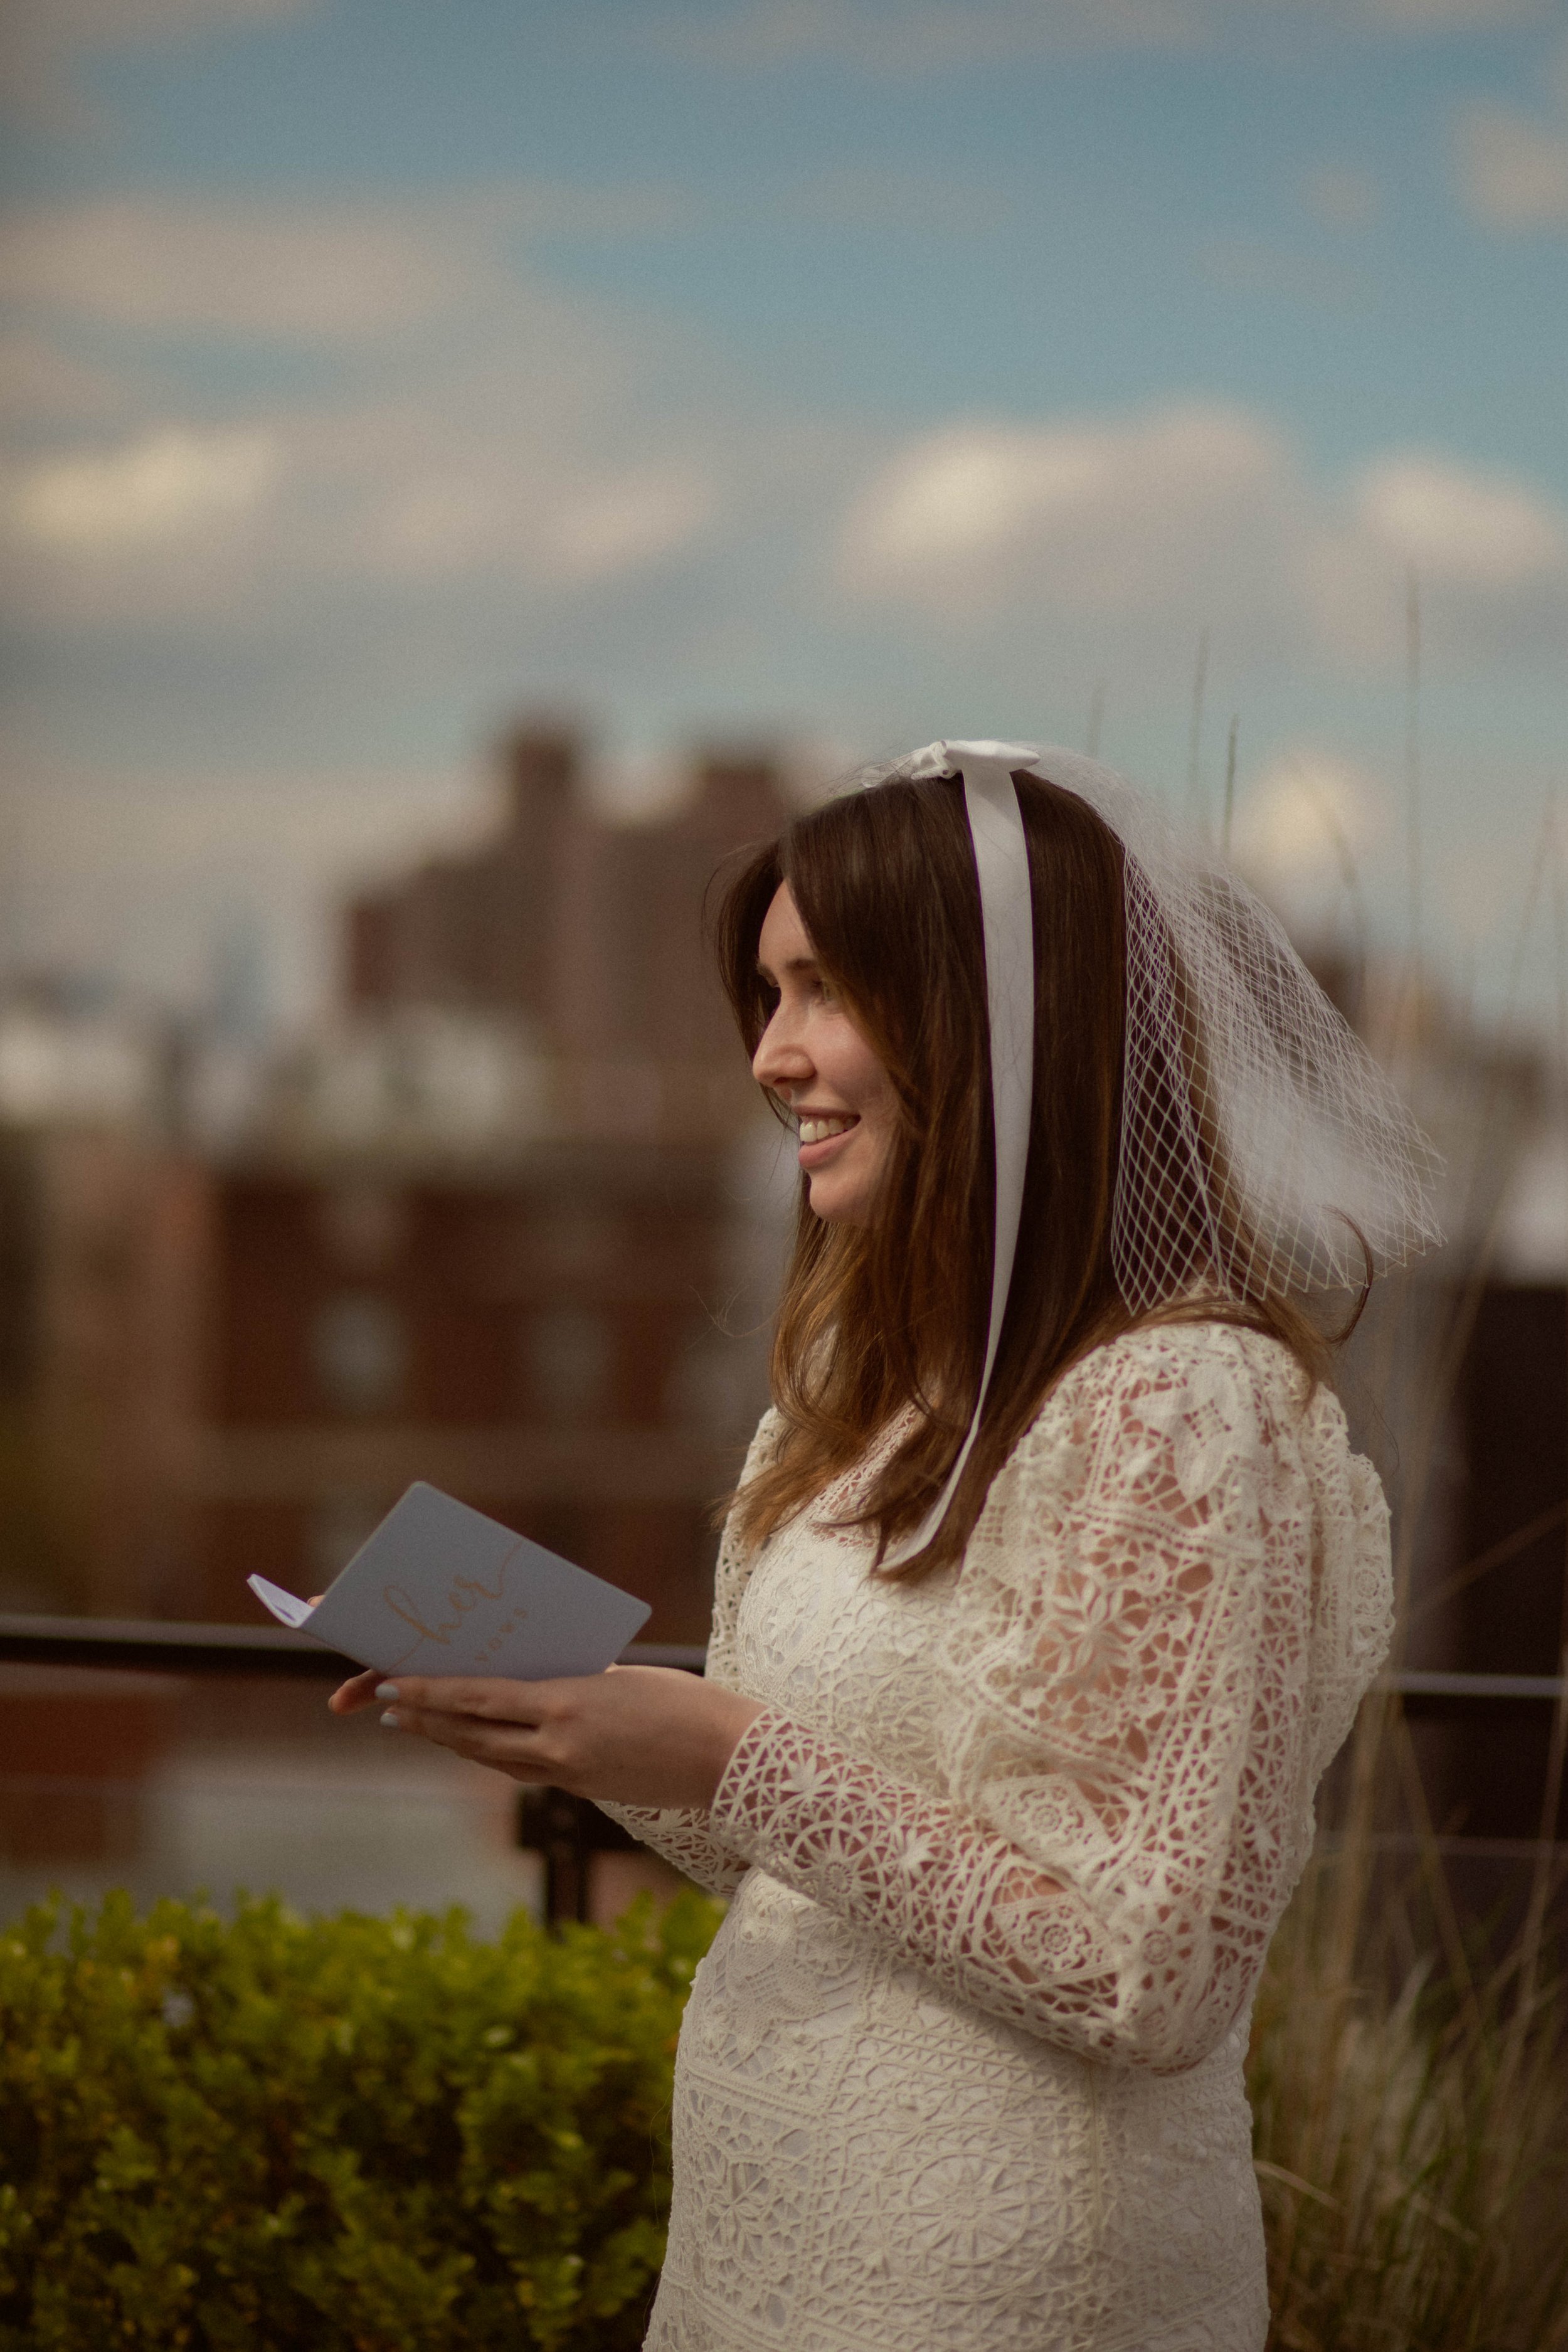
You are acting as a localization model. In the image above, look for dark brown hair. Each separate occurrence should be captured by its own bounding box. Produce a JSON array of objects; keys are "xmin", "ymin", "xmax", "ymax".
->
[{"xmin": 714, "ymin": 770, "xmax": 1337, "ymax": 1578}]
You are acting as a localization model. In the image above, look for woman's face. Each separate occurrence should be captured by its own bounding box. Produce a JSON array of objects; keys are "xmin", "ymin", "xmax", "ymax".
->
[{"xmin": 753, "ymin": 882, "xmax": 899, "ymax": 1227}]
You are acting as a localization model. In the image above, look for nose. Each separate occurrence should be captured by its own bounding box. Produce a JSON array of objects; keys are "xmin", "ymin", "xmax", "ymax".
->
[{"xmin": 752, "ymin": 1002, "xmax": 812, "ymax": 1096}]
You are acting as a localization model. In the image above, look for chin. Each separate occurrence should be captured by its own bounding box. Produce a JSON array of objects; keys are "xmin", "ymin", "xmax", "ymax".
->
[{"xmin": 807, "ymin": 1180, "xmax": 872, "ymax": 1228}]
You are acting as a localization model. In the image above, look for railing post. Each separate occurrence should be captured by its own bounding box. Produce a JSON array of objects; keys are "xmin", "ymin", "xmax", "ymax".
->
[
  {"xmin": 517, "ymin": 1785, "xmax": 591, "ymax": 1927},
  {"xmin": 514, "ymin": 1785, "xmax": 645, "ymax": 1926}
]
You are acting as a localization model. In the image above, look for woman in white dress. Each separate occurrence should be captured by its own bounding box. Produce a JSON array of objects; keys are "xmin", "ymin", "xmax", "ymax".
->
[{"xmin": 336, "ymin": 743, "xmax": 1439, "ymax": 2351}]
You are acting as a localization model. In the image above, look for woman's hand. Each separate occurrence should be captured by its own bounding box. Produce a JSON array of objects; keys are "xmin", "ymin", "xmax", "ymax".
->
[{"xmin": 328, "ymin": 1664, "xmax": 764, "ymax": 1811}]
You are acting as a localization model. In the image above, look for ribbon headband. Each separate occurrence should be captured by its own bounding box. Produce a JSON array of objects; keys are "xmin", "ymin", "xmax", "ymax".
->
[
  {"xmin": 868, "ymin": 739, "xmax": 1041, "ymax": 1560},
  {"xmin": 864, "ymin": 735, "xmax": 1443, "ymax": 1566}
]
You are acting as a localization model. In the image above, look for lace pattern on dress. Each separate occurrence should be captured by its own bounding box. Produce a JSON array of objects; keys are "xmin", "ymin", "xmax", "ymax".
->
[
  {"xmin": 613, "ymin": 1323, "xmax": 1391, "ymax": 2350},
  {"xmin": 706, "ymin": 1325, "xmax": 1390, "ymax": 2069}
]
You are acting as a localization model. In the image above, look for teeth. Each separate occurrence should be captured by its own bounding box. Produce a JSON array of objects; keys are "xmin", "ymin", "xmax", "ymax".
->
[{"xmin": 799, "ymin": 1116, "xmax": 855, "ymax": 1145}]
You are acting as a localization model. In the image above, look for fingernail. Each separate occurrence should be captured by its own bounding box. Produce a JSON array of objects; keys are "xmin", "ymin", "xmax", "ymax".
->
[
  {"xmin": 374, "ymin": 1683, "xmax": 400, "ymax": 1701},
  {"xmin": 380, "ymin": 1709, "xmax": 400, "ymax": 1729}
]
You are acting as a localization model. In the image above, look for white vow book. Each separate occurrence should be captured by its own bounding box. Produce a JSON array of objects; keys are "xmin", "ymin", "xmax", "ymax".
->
[{"xmin": 247, "ymin": 1481, "xmax": 652, "ymax": 1680}]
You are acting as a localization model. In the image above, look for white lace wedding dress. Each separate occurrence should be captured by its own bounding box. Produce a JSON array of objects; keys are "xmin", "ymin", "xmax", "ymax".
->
[{"xmin": 601, "ymin": 1323, "xmax": 1393, "ymax": 2351}]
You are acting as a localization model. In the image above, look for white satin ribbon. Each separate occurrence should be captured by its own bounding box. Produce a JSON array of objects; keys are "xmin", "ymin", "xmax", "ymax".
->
[{"xmin": 874, "ymin": 739, "xmax": 1041, "ymax": 1561}]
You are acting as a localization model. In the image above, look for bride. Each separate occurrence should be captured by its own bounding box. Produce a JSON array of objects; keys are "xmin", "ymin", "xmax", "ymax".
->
[{"xmin": 334, "ymin": 742, "xmax": 1439, "ymax": 2350}]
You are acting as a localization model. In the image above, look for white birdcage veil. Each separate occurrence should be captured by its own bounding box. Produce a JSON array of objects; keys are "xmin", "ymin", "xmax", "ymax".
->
[{"xmin": 861, "ymin": 739, "xmax": 1442, "ymax": 1559}]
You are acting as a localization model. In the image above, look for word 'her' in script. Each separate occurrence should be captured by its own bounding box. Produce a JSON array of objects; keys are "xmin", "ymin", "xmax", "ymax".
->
[{"xmin": 383, "ymin": 1549, "xmax": 527, "ymax": 1666}]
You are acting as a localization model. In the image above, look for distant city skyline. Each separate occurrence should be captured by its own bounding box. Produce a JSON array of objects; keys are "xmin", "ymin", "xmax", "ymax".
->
[{"xmin": 1, "ymin": 0, "xmax": 1565, "ymax": 1036}]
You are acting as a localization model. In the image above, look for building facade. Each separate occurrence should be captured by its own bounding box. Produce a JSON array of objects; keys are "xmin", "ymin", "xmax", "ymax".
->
[{"xmin": 1, "ymin": 726, "xmax": 795, "ymax": 1642}]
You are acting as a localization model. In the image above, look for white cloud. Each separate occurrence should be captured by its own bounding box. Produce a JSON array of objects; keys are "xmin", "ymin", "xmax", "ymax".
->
[
  {"xmin": 1456, "ymin": 101, "xmax": 1568, "ymax": 228},
  {"xmin": 366, "ymin": 453, "xmax": 717, "ymax": 587},
  {"xmin": 371, "ymin": 475, "xmax": 516, "ymax": 576},
  {"xmin": 1232, "ymin": 750, "xmax": 1386, "ymax": 888},
  {"xmin": 0, "ymin": 327, "xmax": 134, "ymax": 420},
  {"xmin": 0, "ymin": 184, "xmax": 692, "ymax": 344},
  {"xmin": 838, "ymin": 404, "xmax": 1295, "ymax": 623},
  {"xmin": 652, "ymin": 0, "xmax": 1194, "ymax": 72},
  {"xmin": 551, "ymin": 467, "xmax": 717, "ymax": 584},
  {"xmin": 9, "ymin": 426, "xmax": 280, "ymax": 550},
  {"xmin": 1354, "ymin": 453, "xmax": 1567, "ymax": 587},
  {"xmin": 0, "ymin": 208, "xmax": 739, "ymax": 620},
  {"xmin": 837, "ymin": 406, "xmax": 1568, "ymax": 676},
  {"xmin": 0, "ymin": 177, "xmax": 741, "ymax": 614},
  {"xmin": 9, "ymin": 0, "xmax": 308, "ymax": 39},
  {"xmin": 0, "ymin": 0, "xmax": 313, "ymax": 124},
  {"xmin": 0, "ymin": 196, "xmax": 494, "ymax": 340},
  {"xmin": 650, "ymin": 0, "xmax": 1550, "ymax": 72}
]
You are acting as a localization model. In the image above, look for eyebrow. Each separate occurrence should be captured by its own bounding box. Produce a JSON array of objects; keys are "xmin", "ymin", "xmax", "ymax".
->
[{"xmin": 755, "ymin": 952, "xmax": 820, "ymax": 985}]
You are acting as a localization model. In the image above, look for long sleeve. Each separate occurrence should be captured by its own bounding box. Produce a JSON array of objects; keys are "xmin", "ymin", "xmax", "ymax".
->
[
  {"xmin": 591, "ymin": 1409, "xmax": 784, "ymax": 1898},
  {"xmin": 590, "ymin": 1803, "xmax": 751, "ymax": 1900},
  {"xmin": 708, "ymin": 1328, "xmax": 1367, "ymax": 2070}
]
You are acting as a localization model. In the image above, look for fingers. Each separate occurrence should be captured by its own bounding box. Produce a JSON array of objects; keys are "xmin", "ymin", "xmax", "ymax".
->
[
  {"xmin": 359, "ymin": 1661, "xmax": 761, "ymax": 1808},
  {"xmin": 368, "ymin": 1673, "xmax": 596, "ymax": 1789},
  {"xmin": 329, "ymin": 1668, "xmax": 571, "ymax": 1739},
  {"xmin": 380, "ymin": 1694, "xmax": 563, "ymax": 1783},
  {"xmin": 331, "ymin": 1670, "xmax": 552, "ymax": 1723},
  {"xmin": 368, "ymin": 1674, "xmax": 578, "ymax": 1724},
  {"xmin": 327, "ymin": 1668, "xmax": 383, "ymax": 1715}
]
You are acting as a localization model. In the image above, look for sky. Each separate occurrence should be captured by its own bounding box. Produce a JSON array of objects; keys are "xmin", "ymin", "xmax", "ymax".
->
[{"xmin": 1, "ymin": 0, "xmax": 1565, "ymax": 1032}]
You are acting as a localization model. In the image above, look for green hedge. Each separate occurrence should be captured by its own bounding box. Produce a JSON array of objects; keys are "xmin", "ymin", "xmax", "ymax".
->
[{"xmin": 0, "ymin": 1888, "xmax": 724, "ymax": 2352}]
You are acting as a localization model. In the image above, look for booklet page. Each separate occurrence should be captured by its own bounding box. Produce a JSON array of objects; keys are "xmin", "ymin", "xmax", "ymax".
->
[{"xmin": 248, "ymin": 1481, "xmax": 652, "ymax": 1680}]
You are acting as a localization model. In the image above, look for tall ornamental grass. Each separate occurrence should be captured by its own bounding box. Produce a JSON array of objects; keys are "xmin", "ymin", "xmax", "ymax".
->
[
  {"xmin": 1250, "ymin": 1692, "xmax": 1568, "ymax": 2352},
  {"xmin": 1242, "ymin": 690, "xmax": 1568, "ymax": 2348}
]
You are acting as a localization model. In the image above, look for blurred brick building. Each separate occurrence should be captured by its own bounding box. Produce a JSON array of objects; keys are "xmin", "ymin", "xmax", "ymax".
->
[
  {"xmin": 346, "ymin": 726, "xmax": 783, "ymax": 1095},
  {"xmin": 115, "ymin": 1147, "xmax": 766, "ymax": 1641},
  {"xmin": 0, "ymin": 727, "xmax": 795, "ymax": 1643}
]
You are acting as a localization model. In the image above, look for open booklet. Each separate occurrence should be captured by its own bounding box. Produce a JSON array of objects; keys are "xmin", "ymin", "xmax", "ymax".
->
[{"xmin": 247, "ymin": 1481, "xmax": 652, "ymax": 1682}]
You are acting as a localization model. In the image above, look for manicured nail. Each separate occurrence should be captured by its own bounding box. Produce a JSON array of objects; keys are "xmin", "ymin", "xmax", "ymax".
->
[
  {"xmin": 380, "ymin": 1709, "xmax": 400, "ymax": 1729},
  {"xmin": 374, "ymin": 1683, "xmax": 400, "ymax": 1701}
]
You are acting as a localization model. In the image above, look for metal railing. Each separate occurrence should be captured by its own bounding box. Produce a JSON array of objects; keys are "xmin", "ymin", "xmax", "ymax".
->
[
  {"xmin": 0, "ymin": 1612, "xmax": 705, "ymax": 1923},
  {"xmin": 0, "ymin": 1612, "xmax": 706, "ymax": 1680},
  {"xmin": 2, "ymin": 1613, "xmax": 1562, "ymax": 1922}
]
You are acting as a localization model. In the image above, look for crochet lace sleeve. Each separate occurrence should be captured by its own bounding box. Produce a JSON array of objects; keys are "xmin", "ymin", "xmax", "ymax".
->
[
  {"xmin": 709, "ymin": 1330, "xmax": 1338, "ymax": 2070},
  {"xmin": 591, "ymin": 1409, "xmax": 783, "ymax": 1898}
]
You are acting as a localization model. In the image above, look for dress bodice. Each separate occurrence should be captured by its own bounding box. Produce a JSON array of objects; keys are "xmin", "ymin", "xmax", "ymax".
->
[{"xmin": 603, "ymin": 1320, "xmax": 1394, "ymax": 2350}]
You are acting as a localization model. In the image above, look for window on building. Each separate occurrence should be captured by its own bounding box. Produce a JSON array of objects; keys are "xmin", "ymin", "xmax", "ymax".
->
[
  {"xmin": 311, "ymin": 1292, "xmax": 408, "ymax": 1415},
  {"xmin": 310, "ymin": 1490, "xmax": 389, "ymax": 1585},
  {"xmin": 526, "ymin": 1305, "xmax": 612, "ymax": 1424},
  {"xmin": 317, "ymin": 1185, "xmax": 408, "ymax": 1274},
  {"xmin": 665, "ymin": 1325, "xmax": 750, "ymax": 1436}
]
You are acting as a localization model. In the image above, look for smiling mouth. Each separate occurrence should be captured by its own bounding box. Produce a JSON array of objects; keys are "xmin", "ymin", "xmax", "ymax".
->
[{"xmin": 797, "ymin": 1113, "xmax": 859, "ymax": 1145}]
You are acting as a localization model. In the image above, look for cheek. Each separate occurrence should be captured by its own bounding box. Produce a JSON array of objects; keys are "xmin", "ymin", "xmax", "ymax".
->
[
  {"xmin": 859, "ymin": 1062, "xmax": 900, "ymax": 1138},
  {"xmin": 827, "ymin": 1027, "xmax": 894, "ymax": 1119}
]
